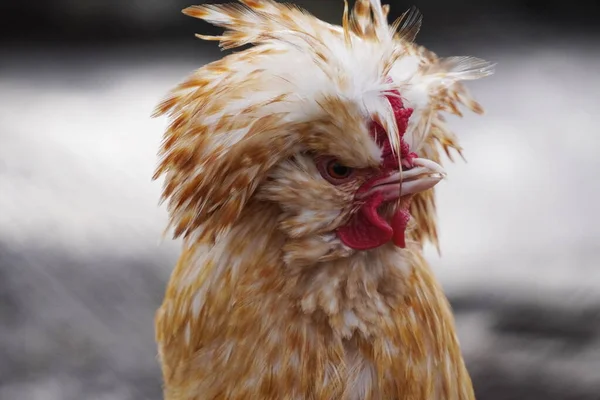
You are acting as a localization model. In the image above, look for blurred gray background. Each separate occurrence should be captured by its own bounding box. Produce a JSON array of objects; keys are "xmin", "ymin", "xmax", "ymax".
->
[{"xmin": 1, "ymin": 0, "xmax": 599, "ymax": 399}]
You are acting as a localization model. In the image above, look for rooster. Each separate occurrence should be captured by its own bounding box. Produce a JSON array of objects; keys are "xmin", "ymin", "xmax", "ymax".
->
[{"xmin": 153, "ymin": 0, "xmax": 494, "ymax": 399}]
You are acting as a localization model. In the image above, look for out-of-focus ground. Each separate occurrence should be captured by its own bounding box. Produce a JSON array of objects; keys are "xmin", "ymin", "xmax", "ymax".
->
[{"xmin": 1, "ymin": 2, "xmax": 600, "ymax": 399}]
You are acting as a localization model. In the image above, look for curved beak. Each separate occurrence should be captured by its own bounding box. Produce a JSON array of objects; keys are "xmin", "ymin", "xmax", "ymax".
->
[{"xmin": 356, "ymin": 158, "xmax": 446, "ymax": 201}]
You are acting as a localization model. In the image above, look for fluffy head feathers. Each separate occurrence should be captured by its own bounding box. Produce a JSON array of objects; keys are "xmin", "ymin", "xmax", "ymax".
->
[
  {"xmin": 154, "ymin": 3, "xmax": 494, "ymax": 397},
  {"xmin": 153, "ymin": 0, "xmax": 494, "ymax": 249}
]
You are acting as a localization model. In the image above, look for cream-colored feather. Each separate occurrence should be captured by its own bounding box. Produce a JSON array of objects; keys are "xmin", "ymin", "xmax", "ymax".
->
[
  {"xmin": 155, "ymin": 0, "xmax": 493, "ymax": 246},
  {"xmin": 153, "ymin": 1, "xmax": 494, "ymax": 399}
]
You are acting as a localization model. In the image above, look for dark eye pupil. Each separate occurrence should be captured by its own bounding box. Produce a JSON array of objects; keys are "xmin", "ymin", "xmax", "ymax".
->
[{"xmin": 329, "ymin": 162, "xmax": 351, "ymax": 177}]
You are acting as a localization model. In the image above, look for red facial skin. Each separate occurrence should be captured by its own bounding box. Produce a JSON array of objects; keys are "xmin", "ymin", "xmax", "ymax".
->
[{"xmin": 334, "ymin": 90, "xmax": 416, "ymax": 250}]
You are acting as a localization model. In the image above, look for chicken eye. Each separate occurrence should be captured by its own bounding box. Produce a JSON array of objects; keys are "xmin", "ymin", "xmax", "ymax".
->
[
  {"xmin": 316, "ymin": 156, "xmax": 356, "ymax": 185},
  {"xmin": 327, "ymin": 160, "xmax": 353, "ymax": 179}
]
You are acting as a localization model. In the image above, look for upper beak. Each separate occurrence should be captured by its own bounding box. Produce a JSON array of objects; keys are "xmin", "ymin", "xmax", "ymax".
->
[{"xmin": 356, "ymin": 158, "xmax": 446, "ymax": 201}]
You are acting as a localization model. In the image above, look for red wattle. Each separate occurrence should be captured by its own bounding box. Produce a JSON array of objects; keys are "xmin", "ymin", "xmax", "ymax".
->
[
  {"xmin": 337, "ymin": 192, "xmax": 393, "ymax": 251},
  {"xmin": 391, "ymin": 209, "xmax": 411, "ymax": 248}
]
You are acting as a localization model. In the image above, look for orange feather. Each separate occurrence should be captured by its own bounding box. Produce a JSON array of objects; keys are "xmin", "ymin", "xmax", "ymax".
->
[{"xmin": 153, "ymin": 1, "xmax": 494, "ymax": 398}]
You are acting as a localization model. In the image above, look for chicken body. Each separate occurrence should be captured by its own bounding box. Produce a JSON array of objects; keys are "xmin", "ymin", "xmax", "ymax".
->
[
  {"xmin": 156, "ymin": 208, "xmax": 471, "ymax": 399},
  {"xmin": 153, "ymin": 1, "xmax": 493, "ymax": 399}
]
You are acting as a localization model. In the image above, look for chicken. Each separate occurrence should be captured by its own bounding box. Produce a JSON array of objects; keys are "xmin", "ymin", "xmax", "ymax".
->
[{"xmin": 152, "ymin": 1, "xmax": 494, "ymax": 399}]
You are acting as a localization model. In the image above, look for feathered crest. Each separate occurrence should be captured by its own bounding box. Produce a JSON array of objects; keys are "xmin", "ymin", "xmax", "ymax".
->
[{"xmin": 153, "ymin": 0, "xmax": 494, "ymax": 248}]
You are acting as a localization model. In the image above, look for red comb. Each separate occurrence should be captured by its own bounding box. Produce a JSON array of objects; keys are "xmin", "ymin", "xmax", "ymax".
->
[{"xmin": 371, "ymin": 89, "xmax": 414, "ymax": 171}]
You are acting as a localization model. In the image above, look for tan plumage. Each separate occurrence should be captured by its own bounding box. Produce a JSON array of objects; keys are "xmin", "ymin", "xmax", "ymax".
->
[{"xmin": 153, "ymin": 1, "xmax": 494, "ymax": 399}]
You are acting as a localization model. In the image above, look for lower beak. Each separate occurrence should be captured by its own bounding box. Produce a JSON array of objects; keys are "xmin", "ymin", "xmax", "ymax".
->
[{"xmin": 356, "ymin": 158, "xmax": 446, "ymax": 201}]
